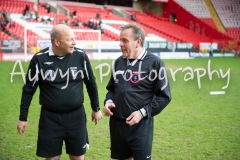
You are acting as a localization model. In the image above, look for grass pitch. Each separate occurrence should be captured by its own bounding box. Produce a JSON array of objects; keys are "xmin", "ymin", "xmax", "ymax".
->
[{"xmin": 0, "ymin": 57, "xmax": 239, "ymax": 160}]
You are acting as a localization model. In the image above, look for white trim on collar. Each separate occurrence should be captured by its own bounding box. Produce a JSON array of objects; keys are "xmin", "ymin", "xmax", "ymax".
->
[
  {"xmin": 48, "ymin": 46, "xmax": 55, "ymax": 56},
  {"xmin": 137, "ymin": 48, "xmax": 146, "ymax": 60},
  {"xmin": 127, "ymin": 48, "xmax": 146, "ymax": 66},
  {"xmin": 48, "ymin": 46, "xmax": 65, "ymax": 59}
]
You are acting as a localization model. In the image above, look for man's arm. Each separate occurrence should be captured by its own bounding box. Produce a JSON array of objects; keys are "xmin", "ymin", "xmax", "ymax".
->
[
  {"xmin": 104, "ymin": 58, "xmax": 121, "ymax": 105},
  {"xmin": 83, "ymin": 53, "xmax": 100, "ymax": 111},
  {"xmin": 82, "ymin": 54, "xmax": 102, "ymax": 124},
  {"xmin": 18, "ymin": 56, "xmax": 39, "ymax": 134},
  {"xmin": 103, "ymin": 71, "xmax": 116, "ymax": 116},
  {"xmin": 144, "ymin": 59, "xmax": 171, "ymax": 118},
  {"xmin": 104, "ymin": 74, "xmax": 115, "ymax": 104},
  {"xmin": 19, "ymin": 56, "xmax": 39, "ymax": 121}
]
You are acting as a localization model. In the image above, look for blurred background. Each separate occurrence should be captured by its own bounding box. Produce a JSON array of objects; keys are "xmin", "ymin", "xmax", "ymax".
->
[{"xmin": 0, "ymin": 0, "xmax": 239, "ymax": 61}]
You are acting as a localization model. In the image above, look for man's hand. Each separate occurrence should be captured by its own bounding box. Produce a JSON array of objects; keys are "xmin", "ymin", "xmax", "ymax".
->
[
  {"xmin": 92, "ymin": 111, "xmax": 102, "ymax": 125},
  {"xmin": 126, "ymin": 111, "xmax": 142, "ymax": 126},
  {"xmin": 17, "ymin": 120, "xmax": 28, "ymax": 134},
  {"xmin": 103, "ymin": 102, "xmax": 116, "ymax": 116}
]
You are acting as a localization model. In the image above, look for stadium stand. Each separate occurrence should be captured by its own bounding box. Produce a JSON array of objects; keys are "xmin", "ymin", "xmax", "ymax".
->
[
  {"xmin": 1, "ymin": 0, "xmax": 120, "ymax": 47},
  {"xmin": 173, "ymin": 0, "xmax": 239, "ymax": 42},
  {"xmin": 1, "ymin": 31, "xmax": 12, "ymax": 40},
  {"xmin": 174, "ymin": 0, "xmax": 211, "ymax": 18},
  {"xmin": 173, "ymin": 0, "xmax": 220, "ymax": 30},
  {"xmin": 0, "ymin": 0, "xmax": 239, "ymax": 57},
  {"xmin": 211, "ymin": 0, "xmax": 240, "ymax": 28},
  {"xmin": 200, "ymin": 18, "xmax": 218, "ymax": 30},
  {"xmin": 211, "ymin": 0, "xmax": 240, "ymax": 41},
  {"xmin": 144, "ymin": 10, "xmax": 169, "ymax": 22},
  {"xmin": 126, "ymin": 9, "xmax": 214, "ymax": 47},
  {"xmin": 1, "ymin": 0, "xmax": 179, "ymax": 49}
]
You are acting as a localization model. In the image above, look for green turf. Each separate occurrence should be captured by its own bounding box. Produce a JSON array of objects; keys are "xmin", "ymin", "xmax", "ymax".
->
[{"xmin": 0, "ymin": 57, "xmax": 239, "ymax": 160}]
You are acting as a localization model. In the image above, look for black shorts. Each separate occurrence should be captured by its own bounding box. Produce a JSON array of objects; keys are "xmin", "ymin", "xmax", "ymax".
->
[
  {"xmin": 109, "ymin": 116, "xmax": 153, "ymax": 160},
  {"xmin": 36, "ymin": 107, "xmax": 89, "ymax": 158}
]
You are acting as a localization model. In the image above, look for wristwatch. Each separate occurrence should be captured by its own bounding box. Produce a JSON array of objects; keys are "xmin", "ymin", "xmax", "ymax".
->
[{"xmin": 93, "ymin": 107, "xmax": 100, "ymax": 112}]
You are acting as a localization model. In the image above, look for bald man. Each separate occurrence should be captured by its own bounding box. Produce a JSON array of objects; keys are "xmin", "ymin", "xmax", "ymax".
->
[{"xmin": 17, "ymin": 24, "xmax": 102, "ymax": 160}]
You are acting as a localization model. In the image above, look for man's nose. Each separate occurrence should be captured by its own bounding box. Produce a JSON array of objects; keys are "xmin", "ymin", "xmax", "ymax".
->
[
  {"xmin": 119, "ymin": 41, "xmax": 123, "ymax": 47},
  {"xmin": 72, "ymin": 39, "xmax": 76, "ymax": 45}
]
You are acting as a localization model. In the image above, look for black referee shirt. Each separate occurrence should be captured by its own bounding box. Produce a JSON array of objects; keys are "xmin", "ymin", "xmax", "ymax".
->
[
  {"xmin": 19, "ymin": 46, "xmax": 99, "ymax": 121},
  {"xmin": 105, "ymin": 49, "xmax": 171, "ymax": 120}
]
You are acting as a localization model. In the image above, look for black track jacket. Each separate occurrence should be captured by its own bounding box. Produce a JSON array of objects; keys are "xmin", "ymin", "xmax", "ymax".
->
[
  {"xmin": 105, "ymin": 50, "xmax": 171, "ymax": 120},
  {"xmin": 19, "ymin": 47, "xmax": 99, "ymax": 121}
]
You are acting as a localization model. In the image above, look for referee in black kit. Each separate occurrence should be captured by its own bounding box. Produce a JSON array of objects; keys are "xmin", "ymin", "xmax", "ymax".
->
[
  {"xmin": 17, "ymin": 24, "xmax": 102, "ymax": 160},
  {"xmin": 103, "ymin": 22, "xmax": 171, "ymax": 160}
]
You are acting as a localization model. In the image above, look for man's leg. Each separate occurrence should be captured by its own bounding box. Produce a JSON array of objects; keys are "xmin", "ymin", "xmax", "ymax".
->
[
  {"xmin": 115, "ymin": 158, "xmax": 133, "ymax": 160},
  {"xmin": 37, "ymin": 109, "xmax": 64, "ymax": 158},
  {"xmin": 127, "ymin": 118, "xmax": 153, "ymax": 160},
  {"xmin": 69, "ymin": 154, "xmax": 84, "ymax": 160},
  {"xmin": 65, "ymin": 107, "xmax": 88, "ymax": 158},
  {"xmin": 46, "ymin": 156, "xmax": 61, "ymax": 160},
  {"xmin": 110, "ymin": 117, "xmax": 133, "ymax": 159}
]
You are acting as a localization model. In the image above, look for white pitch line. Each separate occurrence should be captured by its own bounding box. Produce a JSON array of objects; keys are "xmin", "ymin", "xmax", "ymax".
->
[{"xmin": 210, "ymin": 91, "xmax": 225, "ymax": 95}]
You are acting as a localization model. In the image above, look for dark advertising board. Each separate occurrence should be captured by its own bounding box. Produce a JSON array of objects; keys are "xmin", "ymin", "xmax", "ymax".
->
[{"xmin": 1, "ymin": 40, "xmax": 24, "ymax": 53}]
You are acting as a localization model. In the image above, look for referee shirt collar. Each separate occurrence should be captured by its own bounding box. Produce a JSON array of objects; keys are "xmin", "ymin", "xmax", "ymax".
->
[
  {"xmin": 48, "ymin": 46, "xmax": 55, "ymax": 56},
  {"xmin": 48, "ymin": 45, "xmax": 65, "ymax": 59},
  {"xmin": 127, "ymin": 48, "xmax": 147, "ymax": 66}
]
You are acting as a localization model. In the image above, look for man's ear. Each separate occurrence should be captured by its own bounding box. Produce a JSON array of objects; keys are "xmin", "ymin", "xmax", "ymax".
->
[
  {"xmin": 137, "ymin": 38, "xmax": 142, "ymax": 48},
  {"xmin": 53, "ymin": 38, "xmax": 60, "ymax": 46},
  {"xmin": 136, "ymin": 43, "xmax": 139, "ymax": 48}
]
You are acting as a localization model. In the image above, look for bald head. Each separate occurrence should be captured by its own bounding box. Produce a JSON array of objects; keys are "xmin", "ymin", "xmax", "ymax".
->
[
  {"xmin": 50, "ymin": 24, "xmax": 76, "ymax": 56},
  {"xmin": 50, "ymin": 24, "xmax": 72, "ymax": 42}
]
